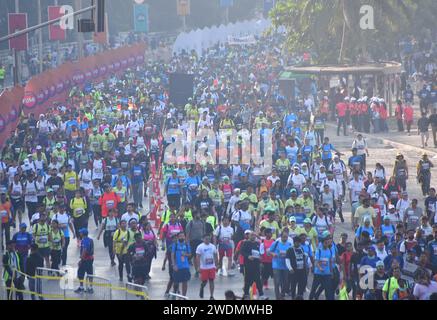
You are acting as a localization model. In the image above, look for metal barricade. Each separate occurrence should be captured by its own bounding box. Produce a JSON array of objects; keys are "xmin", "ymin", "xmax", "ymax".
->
[
  {"xmin": 83, "ymin": 275, "xmax": 112, "ymax": 300},
  {"xmin": 168, "ymin": 292, "xmax": 189, "ymax": 300},
  {"xmin": 36, "ymin": 267, "xmax": 67, "ymax": 300},
  {"xmin": 125, "ymin": 282, "xmax": 149, "ymax": 300}
]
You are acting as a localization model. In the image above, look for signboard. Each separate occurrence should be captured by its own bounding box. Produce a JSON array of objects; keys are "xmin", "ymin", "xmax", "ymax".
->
[
  {"xmin": 177, "ymin": 0, "xmax": 190, "ymax": 16},
  {"xmin": 8, "ymin": 13, "xmax": 28, "ymax": 51},
  {"xmin": 48, "ymin": 6, "xmax": 66, "ymax": 41},
  {"xmin": 134, "ymin": 4, "xmax": 149, "ymax": 33},
  {"xmin": 220, "ymin": 0, "xmax": 234, "ymax": 8},
  {"xmin": 227, "ymin": 35, "xmax": 257, "ymax": 46}
]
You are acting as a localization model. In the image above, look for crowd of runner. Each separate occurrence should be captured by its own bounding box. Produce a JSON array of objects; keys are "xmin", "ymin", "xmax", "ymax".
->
[{"xmin": 1, "ymin": 34, "xmax": 437, "ymax": 300}]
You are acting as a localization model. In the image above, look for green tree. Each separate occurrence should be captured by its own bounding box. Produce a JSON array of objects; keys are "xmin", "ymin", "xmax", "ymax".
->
[{"xmin": 270, "ymin": 0, "xmax": 421, "ymax": 64}]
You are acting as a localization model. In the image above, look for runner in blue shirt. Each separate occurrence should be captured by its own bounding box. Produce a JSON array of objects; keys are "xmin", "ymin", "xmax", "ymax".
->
[
  {"xmin": 171, "ymin": 232, "xmax": 191, "ymax": 297},
  {"xmin": 309, "ymin": 233, "xmax": 335, "ymax": 300},
  {"xmin": 268, "ymin": 231, "xmax": 292, "ymax": 300}
]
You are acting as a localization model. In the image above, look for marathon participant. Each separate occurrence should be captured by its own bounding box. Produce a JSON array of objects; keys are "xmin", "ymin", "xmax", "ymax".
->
[
  {"xmin": 285, "ymin": 235, "xmax": 309, "ymax": 299},
  {"xmin": 196, "ymin": 234, "xmax": 218, "ymax": 300},
  {"xmin": 417, "ymin": 153, "xmax": 434, "ymax": 196},
  {"xmin": 74, "ymin": 228, "xmax": 94, "ymax": 294},
  {"xmin": 97, "ymin": 208, "xmax": 119, "ymax": 266},
  {"xmin": 171, "ymin": 232, "xmax": 191, "ymax": 298},
  {"xmin": 269, "ymin": 230, "xmax": 292, "ymax": 300},
  {"xmin": 213, "ymin": 216, "xmax": 234, "ymax": 276},
  {"xmin": 52, "ymin": 204, "xmax": 74, "ymax": 266}
]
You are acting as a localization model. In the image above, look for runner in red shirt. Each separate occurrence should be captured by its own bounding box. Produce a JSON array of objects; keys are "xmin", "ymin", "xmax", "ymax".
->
[
  {"xmin": 336, "ymin": 98, "xmax": 348, "ymax": 136},
  {"xmin": 403, "ymin": 104, "xmax": 414, "ymax": 135},
  {"xmin": 99, "ymin": 184, "xmax": 121, "ymax": 218},
  {"xmin": 260, "ymin": 228, "xmax": 275, "ymax": 290}
]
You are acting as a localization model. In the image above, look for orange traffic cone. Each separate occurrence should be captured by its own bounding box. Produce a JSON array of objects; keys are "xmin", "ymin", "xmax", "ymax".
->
[{"xmin": 251, "ymin": 283, "xmax": 258, "ymax": 300}]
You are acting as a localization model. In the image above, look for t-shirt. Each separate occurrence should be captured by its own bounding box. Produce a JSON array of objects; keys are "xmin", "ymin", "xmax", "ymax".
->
[
  {"xmin": 355, "ymin": 206, "xmax": 376, "ymax": 226},
  {"xmin": 269, "ymin": 240, "xmax": 292, "ymax": 270},
  {"xmin": 315, "ymin": 247, "xmax": 334, "ymax": 275},
  {"xmin": 196, "ymin": 243, "xmax": 217, "ymax": 270},
  {"xmin": 214, "ymin": 225, "xmax": 234, "ymax": 249},
  {"xmin": 172, "ymin": 241, "xmax": 191, "ymax": 270},
  {"xmin": 382, "ymin": 277, "xmax": 399, "ymax": 300},
  {"xmin": 121, "ymin": 213, "xmax": 140, "ymax": 225},
  {"xmin": 53, "ymin": 213, "xmax": 70, "ymax": 238},
  {"xmin": 413, "ymin": 281, "xmax": 437, "ymax": 300}
]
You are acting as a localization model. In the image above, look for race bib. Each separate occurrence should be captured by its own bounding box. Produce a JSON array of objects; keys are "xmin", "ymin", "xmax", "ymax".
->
[
  {"xmin": 135, "ymin": 247, "xmax": 145, "ymax": 257},
  {"xmin": 69, "ymin": 177, "xmax": 76, "ymax": 185},
  {"xmin": 106, "ymin": 200, "xmax": 115, "ymax": 209},
  {"xmin": 205, "ymin": 257, "xmax": 214, "ymax": 265},
  {"xmin": 0, "ymin": 210, "xmax": 8, "ymax": 218},
  {"xmin": 38, "ymin": 235, "xmax": 48, "ymax": 244},
  {"xmin": 251, "ymin": 250, "xmax": 260, "ymax": 258},
  {"xmin": 75, "ymin": 208, "xmax": 84, "ymax": 215},
  {"xmin": 134, "ymin": 169, "xmax": 142, "ymax": 176}
]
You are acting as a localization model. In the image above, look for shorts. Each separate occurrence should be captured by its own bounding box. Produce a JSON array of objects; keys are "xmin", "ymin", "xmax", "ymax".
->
[
  {"xmin": 200, "ymin": 268, "xmax": 216, "ymax": 282},
  {"xmin": 218, "ymin": 248, "xmax": 232, "ymax": 258},
  {"xmin": 38, "ymin": 247, "xmax": 50, "ymax": 258},
  {"xmin": 132, "ymin": 265, "xmax": 147, "ymax": 279},
  {"xmin": 77, "ymin": 260, "xmax": 94, "ymax": 280},
  {"xmin": 174, "ymin": 268, "xmax": 191, "ymax": 283}
]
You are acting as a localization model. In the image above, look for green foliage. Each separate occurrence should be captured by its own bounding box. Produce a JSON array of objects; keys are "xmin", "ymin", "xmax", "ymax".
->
[{"xmin": 270, "ymin": 0, "xmax": 434, "ymax": 64}]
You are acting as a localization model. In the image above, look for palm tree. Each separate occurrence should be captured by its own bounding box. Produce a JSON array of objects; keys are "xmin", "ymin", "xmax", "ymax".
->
[{"xmin": 272, "ymin": 0, "xmax": 415, "ymax": 64}]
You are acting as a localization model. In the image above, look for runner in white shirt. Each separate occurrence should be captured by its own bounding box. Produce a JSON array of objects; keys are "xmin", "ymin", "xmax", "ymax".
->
[
  {"xmin": 349, "ymin": 172, "xmax": 364, "ymax": 205},
  {"xmin": 395, "ymin": 191, "xmax": 411, "ymax": 223},
  {"xmin": 196, "ymin": 235, "xmax": 218, "ymax": 300},
  {"xmin": 79, "ymin": 165, "xmax": 93, "ymax": 195},
  {"xmin": 213, "ymin": 217, "xmax": 234, "ymax": 276},
  {"xmin": 287, "ymin": 167, "xmax": 306, "ymax": 192}
]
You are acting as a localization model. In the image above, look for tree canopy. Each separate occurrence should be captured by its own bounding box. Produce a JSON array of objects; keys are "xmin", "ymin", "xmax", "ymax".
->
[{"xmin": 270, "ymin": 0, "xmax": 437, "ymax": 64}]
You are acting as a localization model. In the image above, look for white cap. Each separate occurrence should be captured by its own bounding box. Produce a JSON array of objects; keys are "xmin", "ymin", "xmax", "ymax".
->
[{"xmin": 36, "ymin": 145, "xmax": 42, "ymax": 150}]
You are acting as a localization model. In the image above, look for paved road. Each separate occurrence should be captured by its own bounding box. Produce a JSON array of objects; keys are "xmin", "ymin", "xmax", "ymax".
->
[{"xmin": 2, "ymin": 122, "xmax": 431, "ymax": 300}]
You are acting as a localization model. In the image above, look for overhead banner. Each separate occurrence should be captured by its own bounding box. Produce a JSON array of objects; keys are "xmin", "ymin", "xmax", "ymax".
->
[
  {"xmin": 177, "ymin": 0, "xmax": 190, "ymax": 16},
  {"xmin": 134, "ymin": 4, "xmax": 149, "ymax": 33},
  {"xmin": 22, "ymin": 42, "xmax": 146, "ymax": 117},
  {"xmin": 48, "ymin": 6, "xmax": 66, "ymax": 41},
  {"xmin": 220, "ymin": 0, "xmax": 234, "ymax": 8},
  {"xmin": 8, "ymin": 13, "xmax": 28, "ymax": 51},
  {"xmin": 227, "ymin": 35, "xmax": 257, "ymax": 46}
]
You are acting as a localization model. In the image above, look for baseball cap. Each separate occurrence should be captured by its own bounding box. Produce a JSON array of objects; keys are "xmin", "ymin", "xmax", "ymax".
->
[
  {"xmin": 47, "ymin": 188, "xmax": 54, "ymax": 193},
  {"xmin": 244, "ymin": 230, "xmax": 252, "ymax": 235},
  {"xmin": 36, "ymin": 145, "xmax": 42, "ymax": 150},
  {"xmin": 79, "ymin": 228, "xmax": 88, "ymax": 236},
  {"xmin": 290, "ymin": 188, "xmax": 297, "ymax": 193},
  {"xmin": 388, "ymin": 204, "xmax": 395, "ymax": 210},
  {"xmin": 302, "ymin": 188, "xmax": 310, "ymax": 193},
  {"xmin": 289, "ymin": 216, "xmax": 296, "ymax": 222},
  {"xmin": 20, "ymin": 223, "xmax": 27, "ymax": 229},
  {"xmin": 376, "ymin": 261, "xmax": 384, "ymax": 268},
  {"xmin": 303, "ymin": 218, "xmax": 312, "ymax": 224},
  {"xmin": 56, "ymin": 143, "xmax": 62, "ymax": 148},
  {"xmin": 104, "ymin": 128, "xmax": 110, "ymax": 134}
]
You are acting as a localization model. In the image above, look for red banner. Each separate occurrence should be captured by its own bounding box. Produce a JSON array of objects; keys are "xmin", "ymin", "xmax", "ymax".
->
[
  {"xmin": 0, "ymin": 86, "xmax": 24, "ymax": 146},
  {"xmin": 22, "ymin": 42, "xmax": 147, "ymax": 117},
  {"xmin": 48, "ymin": 6, "xmax": 66, "ymax": 41},
  {"xmin": 8, "ymin": 13, "xmax": 28, "ymax": 51}
]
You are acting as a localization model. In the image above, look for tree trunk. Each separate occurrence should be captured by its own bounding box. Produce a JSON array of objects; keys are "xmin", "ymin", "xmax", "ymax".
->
[{"xmin": 338, "ymin": 20, "xmax": 346, "ymax": 64}]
